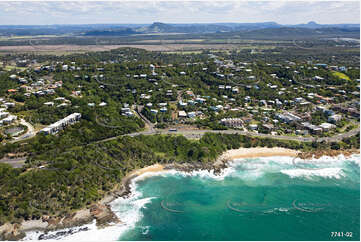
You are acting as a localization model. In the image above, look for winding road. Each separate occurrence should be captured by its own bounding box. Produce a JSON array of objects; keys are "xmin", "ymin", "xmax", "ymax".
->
[{"xmin": 10, "ymin": 119, "xmax": 36, "ymax": 143}]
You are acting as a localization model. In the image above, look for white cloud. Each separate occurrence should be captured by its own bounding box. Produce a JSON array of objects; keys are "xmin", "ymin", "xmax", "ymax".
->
[{"xmin": 0, "ymin": 1, "xmax": 359, "ymax": 25}]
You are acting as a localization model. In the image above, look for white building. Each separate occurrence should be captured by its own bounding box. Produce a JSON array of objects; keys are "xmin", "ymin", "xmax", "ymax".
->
[
  {"xmin": 39, "ymin": 113, "xmax": 81, "ymax": 135},
  {"xmin": 1, "ymin": 115, "xmax": 17, "ymax": 125},
  {"xmin": 178, "ymin": 111, "xmax": 187, "ymax": 118}
]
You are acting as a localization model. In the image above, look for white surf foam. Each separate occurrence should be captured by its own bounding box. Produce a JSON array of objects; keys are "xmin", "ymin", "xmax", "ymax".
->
[
  {"xmin": 228, "ymin": 154, "xmax": 359, "ymax": 180},
  {"xmin": 280, "ymin": 167, "xmax": 345, "ymax": 179},
  {"xmin": 23, "ymin": 220, "xmax": 122, "ymax": 241},
  {"xmin": 23, "ymin": 177, "xmax": 155, "ymax": 241}
]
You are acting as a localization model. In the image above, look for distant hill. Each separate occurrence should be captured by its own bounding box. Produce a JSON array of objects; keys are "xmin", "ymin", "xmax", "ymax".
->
[
  {"xmin": 136, "ymin": 21, "xmax": 283, "ymax": 33},
  {"xmin": 0, "ymin": 21, "xmax": 359, "ymax": 37},
  {"xmin": 136, "ymin": 22, "xmax": 233, "ymax": 33},
  {"xmin": 289, "ymin": 21, "xmax": 360, "ymax": 29},
  {"xmin": 235, "ymin": 27, "xmax": 360, "ymax": 40},
  {"xmin": 84, "ymin": 28, "xmax": 137, "ymax": 36},
  {"xmin": 86, "ymin": 21, "xmax": 360, "ymax": 36}
]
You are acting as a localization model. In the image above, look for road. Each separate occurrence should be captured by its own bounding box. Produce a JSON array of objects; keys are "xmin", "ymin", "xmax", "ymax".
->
[
  {"xmin": 5, "ymin": 123, "xmax": 358, "ymax": 168},
  {"xmin": 10, "ymin": 119, "xmax": 36, "ymax": 143},
  {"xmin": 99, "ymin": 125, "xmax": 360, "ymax": 144},
  {"xmin": 0, "ymin": 157, "xmax": 26, "ymax": 168},
  {"xmin": 93, "ymin": 104, "xmax": 360, "ymax": 144},
  {"xmin": 136, "ymin": 105, "xmax": 155, "ymax": 132}
]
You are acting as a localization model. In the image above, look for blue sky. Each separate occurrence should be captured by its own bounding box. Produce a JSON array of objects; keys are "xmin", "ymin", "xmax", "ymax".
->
[{"xmin": 0, "ymin": 1, "xmax": 359, "ymax": 25}]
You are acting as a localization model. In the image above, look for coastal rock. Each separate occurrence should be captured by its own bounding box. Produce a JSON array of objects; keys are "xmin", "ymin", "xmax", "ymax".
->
[
  {"xmin": 0, "ymin": 223, "xmax": 25, "ymax": 241},
  {"xmin": 90, "ymin": 204, "xmax": 120, "ymax": 228},
  {"xmin": 299, "ymin": 149, "xmax": 358, "ymax": 159},
  {"xmin": 37, "ymin": 226, "xmax": 89, "ymax": 240}
]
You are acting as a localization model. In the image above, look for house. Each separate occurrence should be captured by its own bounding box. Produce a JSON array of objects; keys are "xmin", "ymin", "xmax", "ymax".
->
[
  {"xmin": 301, "ymin": 122, "xmax": 322, "ymax": 134},
  {"xmin": 19, "ymin": 78, "xmax": 28, "ymax": 84},
  {"xmin": 57, "ymin": 103, "xmax": 68, "ymax": 108},
  {"xmin": 178, "ymin": 111, "xmax": 187, "ymax": 118},
  {"xmin": 276, "ymin": 112, "xmax": 302, "ymax": 123},
  {"xmin": 210, "ymin": 105, "xmax": 223, "ymax": 111},
  {"xmin": 339, "ymin": 66, "xmax": 347, "ymax": 71},
  {"xmin": 187, "ymin": 112, "xmax": 196, "ymax": 118},
  {"xmin": 262, "ymin": 124, "xmax": 274, "ymax": 132},
  {"xmin": 220, "ymin": 118, "xmax": 243, "ymax": 128},
  {"xmin": 54, "ymin": 97, "xmax": 66, "ymax": 102},
  {"xmin": 150, "ymin": 109, "xmax": 158, "ymax": 114},
  {"xmin": 249, "ymin": 124, "xmax": 258, "ymax": 130},
  {"xmin": 123, "ymin": 111, "xmax": 134, "ymax": 117},
  {"xmin": 195, "ymin": 97, "xmax": 206, "ymax": 104},
  {"xmin": 328, "ymin": 114, "xmax": 342, "ymax": 123},
  {"xmin": 3, "ymin": 102, "xmax": 15, "ymax": 108},
  {"xmin": 294, "ymin": 97, "xmax": 303, "ymax": 103},
  {"xmin": 0, "ymin": 112, "xmax": 9, "ymax": 119},
  {"xmin": 9, "ymin": 74, "xmax": 17, "ymax": 79},
  {"xmin": 296, "ymin": 130, "xmax": 309, "ymax": 135},
  {"xmin": 316, "ymin": 106, "xmax": 335, "ymax": 116},
  {"xmin": 259, "ymin": 100, "xmax": 267, "ymax": 106},
  {"xmin": 319, "ymin": 123, "xmax": 336, "ymax": 131},
  {"xmin": 313, "ymin": 76, "xmax": 324, "ymax": 81},
  {"xmin": 158, "ymin": 103, "xmax": 167, "ymax": 107},
  {"xmin": 121, "ymin": 108, "xmax": 131, "ymax": 113},
  {"xmin": 1, "ymin": 115, "xmax": 17, "ymax": 125},
  {"xmin": 178, "ymin": 101, "xmax": 187, "ymax": 107},
  {"xmin": 44, "ymin": 102, "xmax": 54, "ymax": 106}
]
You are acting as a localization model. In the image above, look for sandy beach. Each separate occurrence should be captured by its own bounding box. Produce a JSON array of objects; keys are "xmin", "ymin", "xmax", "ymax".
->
[
  {"xmin": 127, "ymin": 164, "xmax": 165, "ymax": 177},
  {"xmin": 217, "ymin": 147, "xmax": 299, "ymax": 163}
]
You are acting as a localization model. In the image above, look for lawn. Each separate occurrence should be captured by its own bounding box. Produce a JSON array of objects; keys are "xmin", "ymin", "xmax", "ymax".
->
[{"xmin": 332, "ymin": 71, "xmax": 351, "ymax": 81}]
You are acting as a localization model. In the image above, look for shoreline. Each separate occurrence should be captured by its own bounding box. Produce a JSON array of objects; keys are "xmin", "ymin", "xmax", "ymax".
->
[
  {"xmin": 1, "ymin": 147, "xmax": 359, "ymax": 240},
  {"xmin": 216, "ymin": 147, "xmax": 299, "ymax": 165}
]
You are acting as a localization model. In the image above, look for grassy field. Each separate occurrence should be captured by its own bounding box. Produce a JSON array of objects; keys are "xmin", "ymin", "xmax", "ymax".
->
[
  {"xmin": 0, "ymin": 35, "xmax": 59, "ymax": 40},
  {"xmin": 163, "ymin": 50, "xmax": 203, "ymax": 54},
  {"xmin": 1, "ymin": 65, "xmax": 27, "ymax": 71},
  {"xmin": 332, "ymin": 71, "xmax": 351, "ymax": 81}
]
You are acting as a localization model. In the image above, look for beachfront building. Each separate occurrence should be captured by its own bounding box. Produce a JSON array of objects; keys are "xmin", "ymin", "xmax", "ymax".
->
[
  {"xmin": 220, "ymin": 118, "xmax": 243, "ymax": 128},
  {"xmin": 39, "ymin": 113, "xmax": 81, "ymax": 135}
]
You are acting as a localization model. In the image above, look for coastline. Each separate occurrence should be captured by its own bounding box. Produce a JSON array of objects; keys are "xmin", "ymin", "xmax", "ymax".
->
[
  {"xmin": 1, "ymin": 147, "xmax": 359, "ymax": 240},
  {"xmin": 216, "ymin": 147, "xmax": 299, "ymax": 164}
]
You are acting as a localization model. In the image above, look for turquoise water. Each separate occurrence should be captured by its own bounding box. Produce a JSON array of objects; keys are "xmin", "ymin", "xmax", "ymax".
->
[
  {"xmin": 113, "ymin": 155, "xmax": 360, "ymax": 241},
  {"xmin": 25, "ymin": 155, "xmax": 359, "ymax": 241}
]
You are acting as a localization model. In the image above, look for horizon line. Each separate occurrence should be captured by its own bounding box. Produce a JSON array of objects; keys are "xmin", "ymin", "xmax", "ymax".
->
[{"xmin": 0, "ymin": 21, "xmax": 360, "ymax": 26}]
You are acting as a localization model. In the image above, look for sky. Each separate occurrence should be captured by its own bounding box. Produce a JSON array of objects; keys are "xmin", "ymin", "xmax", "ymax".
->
[{"xmin": 0, "ymin": 0, "xmax": 359, "ymax": 25}]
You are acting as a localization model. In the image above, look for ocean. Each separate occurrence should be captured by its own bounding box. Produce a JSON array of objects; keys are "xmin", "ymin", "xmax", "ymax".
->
[{"xmin": 24, "ymin": 155, "xmax": 360, "ymax": 241}]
